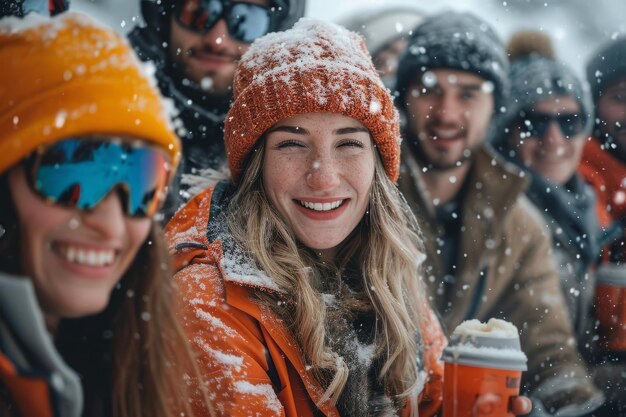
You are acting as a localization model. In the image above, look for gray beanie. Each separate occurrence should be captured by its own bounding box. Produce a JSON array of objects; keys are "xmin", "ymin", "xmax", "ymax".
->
[
  {"xmin": 395, "ymin": 10, "xmax": 509, "ymax": 110},
  {"xmin": 493, "ymin": 32, "xmax": 593, "ymax": 147},
  {"xmin": 587, "ymin": 36, "xmax": 626, "ymax": 105}
]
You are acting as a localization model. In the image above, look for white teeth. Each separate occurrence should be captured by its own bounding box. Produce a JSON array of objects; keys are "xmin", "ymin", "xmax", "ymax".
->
[
  {"xmin": 299, "ymin": 200, "xmax": 344, "ymax": 211},
  {"xmin": 59, "ymin": 245, "xmax": 115, "ymax": 267},
  {"xmin": 434, "ymin": 131, "xmax": 458, "ymax": 139}
]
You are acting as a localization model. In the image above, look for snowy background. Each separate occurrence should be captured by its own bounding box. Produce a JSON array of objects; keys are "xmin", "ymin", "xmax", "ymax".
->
[{"xmin": 71, "ymin": 0, "xmax": 626, "ymax": 78}]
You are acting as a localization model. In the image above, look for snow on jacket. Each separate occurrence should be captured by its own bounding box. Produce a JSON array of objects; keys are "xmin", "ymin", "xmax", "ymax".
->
[
  {"xmin": 164, "ymin": 182, "xmax": 445, "ymax": 417},
  {"xmin": 0, "ymin": 274, "xmax": 82, "ymax": 417},
  {"xmin": 398, "ymin": 144, "xmax": 602, "ymax": 405}
]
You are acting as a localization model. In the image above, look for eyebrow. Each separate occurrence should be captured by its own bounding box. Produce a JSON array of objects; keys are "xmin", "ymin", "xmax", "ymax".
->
[
  {"xmin": 334, "ymin": 126, "xmax": 369, "ymax": 135},
  {"xmin": 414, "ymin": 79, "xmax": 484, "ymax": 91},
  {"xmin": 458, "ymin": 84, "xmax": 483, "ymax": 91},
  {"xmin": 267, "ymin": 126, "xmax": 310, "ymax": 135},
  {"xmin": 266, "ymin": 126, "xmax": 369, "ymax": 135}
]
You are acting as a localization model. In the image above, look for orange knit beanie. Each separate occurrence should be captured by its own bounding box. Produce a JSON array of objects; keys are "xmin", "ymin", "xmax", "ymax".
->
[
  {"xmin": 0, "ymin": 12, "xmax": 180, "ymax": 174},
  {"xmin": 225, "ymin": 18, "xmax": 401, "ymax": 183}
]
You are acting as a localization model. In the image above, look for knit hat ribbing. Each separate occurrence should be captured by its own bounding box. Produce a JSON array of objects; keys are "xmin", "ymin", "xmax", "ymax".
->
[
  {"xmin": 0, "ymin": 12, "xmax": 181, "ymax": 174},
  {"xmin": 395, "ymin": 10, "xmax": 509, "ymax": 111},
  {"xmin": 586, "ymin": 36, "xmax": 626, "ymax": 105},
  {"xmin": 225, "ymin": 18, "xmax": 401, "ymax": 183}
]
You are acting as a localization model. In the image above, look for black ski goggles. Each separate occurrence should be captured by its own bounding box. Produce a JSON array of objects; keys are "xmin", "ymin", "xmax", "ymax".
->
[
  {"xmin": 24, "ymin": 137, "xmax": 172, "ymax": 218},
  {"xmin": 517, "ymin": 112, "xmax": 587, "ymax": 140},
  {"xmin": 175, "ymin": 0, "xmax": 272, "ymax": 43}
]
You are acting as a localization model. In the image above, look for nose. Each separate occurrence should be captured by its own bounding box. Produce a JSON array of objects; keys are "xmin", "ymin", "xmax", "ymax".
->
[
  {"xmin": 201, "ymin": 18, "xmax": 231, "ymax": 50},
  {"xmin": 305, "ymin": 154, "xmax": 341, "ymax": 191},
  {"xmin": 80, "ymin": 191, "xmax": 126, "ymax": 240},
  {"xmin": 541, "ymin": 120, "xmax": 566, "ymax": 149},
  {"xmin": 434, "ymin": 92, "xmax": 462, "ymax": 124}
]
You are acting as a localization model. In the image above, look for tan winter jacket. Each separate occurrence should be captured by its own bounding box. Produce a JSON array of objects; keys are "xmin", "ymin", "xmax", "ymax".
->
[{"xmin": 398, "ymin": 144, "xmax": 601, "ymax": 403}]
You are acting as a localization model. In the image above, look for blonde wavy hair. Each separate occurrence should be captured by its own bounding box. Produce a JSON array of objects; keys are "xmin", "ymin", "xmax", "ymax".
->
[{"xmin": 227, "ymin": 137, "xmax": 430, "ymax": 411}]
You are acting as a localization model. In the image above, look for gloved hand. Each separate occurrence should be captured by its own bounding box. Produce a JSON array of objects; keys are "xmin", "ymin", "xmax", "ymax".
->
[
  {"xmin": 526, "ymin": 375, "xmax": 604, "ymax": 417},
  {"xmin": 591, "ymin": 363, "xmax": 626, "ymax": 404}
]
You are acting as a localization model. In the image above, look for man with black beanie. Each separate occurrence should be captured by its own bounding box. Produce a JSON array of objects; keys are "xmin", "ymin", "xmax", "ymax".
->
[
  {"xmin": 396, "ymin": 11, "xmax": 604, "ymax": 416},
  {"xmin": 128, "ymin": 0, "xmax": 305, "ymax": 218}
]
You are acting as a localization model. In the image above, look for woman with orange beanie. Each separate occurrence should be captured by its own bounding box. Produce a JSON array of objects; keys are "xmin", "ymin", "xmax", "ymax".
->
[
  {"xmin": 0, "ymin": 12, "xmax": 211, "ymax": 417},
  {"xmin": 166, "ymin": 19, "xmax": 531, "ymax": 417}
]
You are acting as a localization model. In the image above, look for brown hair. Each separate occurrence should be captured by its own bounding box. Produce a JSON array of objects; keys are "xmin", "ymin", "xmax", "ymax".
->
[{"xmin": 0, "ymin": 173, "xmax": 212, "ymax": 417}]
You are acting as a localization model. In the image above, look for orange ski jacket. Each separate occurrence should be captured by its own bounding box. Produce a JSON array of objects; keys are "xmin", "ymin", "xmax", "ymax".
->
[{"xmin": 165, "ymin": 184, "xmax": 445, "ymax": 417}]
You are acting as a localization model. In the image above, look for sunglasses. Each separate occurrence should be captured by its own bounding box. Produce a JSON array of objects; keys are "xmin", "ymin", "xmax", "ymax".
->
[
  {"xmin": 175, "ymin": 0, "xmax": 272, "ymax": 43},
  {"xmin": 25, "ymin": 138, "xmax": 172, "ymax": 218},
  {"xmin": 517, "ymin": 112, "xmax": 586, "ymax": 140}
]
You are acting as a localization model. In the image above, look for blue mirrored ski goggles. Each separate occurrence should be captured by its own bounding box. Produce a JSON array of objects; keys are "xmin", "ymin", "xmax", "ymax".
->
[{"xmin": 25, "ymin": 137, "xmax": 173, "ymax": 218}]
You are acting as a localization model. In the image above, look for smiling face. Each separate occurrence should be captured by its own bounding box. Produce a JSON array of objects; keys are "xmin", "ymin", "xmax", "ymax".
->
[
  {"xmin": 509, "ymin": 96, "xmax": 586, "ymax": 186},
  {"xmin": 405, "ymin": 69, "xmax": 494, "ymax": 170},
  {"xmin": 169, "ymin": 0, "xmax": 270, "ymax": 93},
  {"xmin": 262, "ymin": 113, "xmax": 376, "ymax": 260},
  {"xmin": 8, "ymin": 165, "xmax": 151, "ymax": 329}
]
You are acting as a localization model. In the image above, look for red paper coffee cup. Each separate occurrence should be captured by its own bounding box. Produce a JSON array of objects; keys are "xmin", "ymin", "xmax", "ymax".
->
[
  {"xmin": 442, "ymin": 319, "xmax": 527, "ymax": 417},
  {"xmin": 595, "ymin": 264, "xmax": 626, "ymax": 351}
]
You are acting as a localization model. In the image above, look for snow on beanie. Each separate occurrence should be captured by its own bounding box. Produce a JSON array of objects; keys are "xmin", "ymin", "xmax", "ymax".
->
[
  {"xmin": 586, "ymin": 36, "xmax": 626, "ymax": 105},
  {"xmin": 225, "ymin": 18, "xmax": 401, "ymax": 183},
  {"xmin": 494, "ymin": 30, "xmax": 593, "ymax": 143},
  {"xmin": 0, "ymin": 12, "xmax": 181, "ymax": 174},
  {"xmin": 395, "ymin": 10, "xmax": 509, "ymax": 111}
]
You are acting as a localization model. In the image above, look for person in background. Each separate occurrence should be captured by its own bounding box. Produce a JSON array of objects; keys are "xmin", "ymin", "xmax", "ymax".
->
[
  {"xmin": 338, "ymin": 6, "xmax": 424, "ymax": 91},
  {"xmin": 581, "ymin": 36, "xmax": 626, "ymax": 262},
  {"xmin": 165, "ymin": 18, "xmax": 531, "ymax": 417},
  {"xmin": 578, "ymin": 35, "xmax": 626, "ymax": 414},
  {"xmin": 492, "ymin": 30, "xmax": 626, "ymax": 415},
  {"xmin": 128, "ymin": 0, "xmax": 306, "ymax": 219},
  {"xmin": 0, "ymin": 12, "xmax": 211, "ymax": 417},
  {"xmin": 395, "ymin": 11, "xmax": 604, "ymax": 416}
]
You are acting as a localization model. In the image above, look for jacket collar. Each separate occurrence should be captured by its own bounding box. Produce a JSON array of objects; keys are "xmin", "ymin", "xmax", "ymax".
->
[
  {"xmin": 0, "ymin": 274, "xmax": 83, "ymax": 417},
  {"xmin": 403, "ymin": 144, "xmax": 528, "ymax": 229}
]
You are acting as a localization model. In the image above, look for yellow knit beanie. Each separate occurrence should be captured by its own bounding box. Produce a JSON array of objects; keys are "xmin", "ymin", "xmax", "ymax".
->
[
  {"xmin": 225, "ymin": 18, "xmax": 401, "ymax": 183},
  {"xmin": 0, "ymin": 12, "xmax": 180, "ymax": 174}
]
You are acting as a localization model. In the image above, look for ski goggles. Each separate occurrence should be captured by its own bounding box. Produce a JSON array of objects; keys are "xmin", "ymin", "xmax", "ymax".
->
[
  {"xmin": 25, "ymin": 137, "xmax": 173, "ymax": 218},
  {"xmin": 175, "ymin": 0, "xmax": 272, "ymax": 43},
  {"xmin": 517, "ymin": 112, "xmax": 586, "ymax": 140}
]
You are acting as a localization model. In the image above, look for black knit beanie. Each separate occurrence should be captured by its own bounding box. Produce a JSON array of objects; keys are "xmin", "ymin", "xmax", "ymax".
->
[
  {"xmin": 395, "ymin": 10, "xmax": 509, "ymax": 112},
  {"xmin": 587, "ymin": 36, "xmax": 626, "ymax": 105}
]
